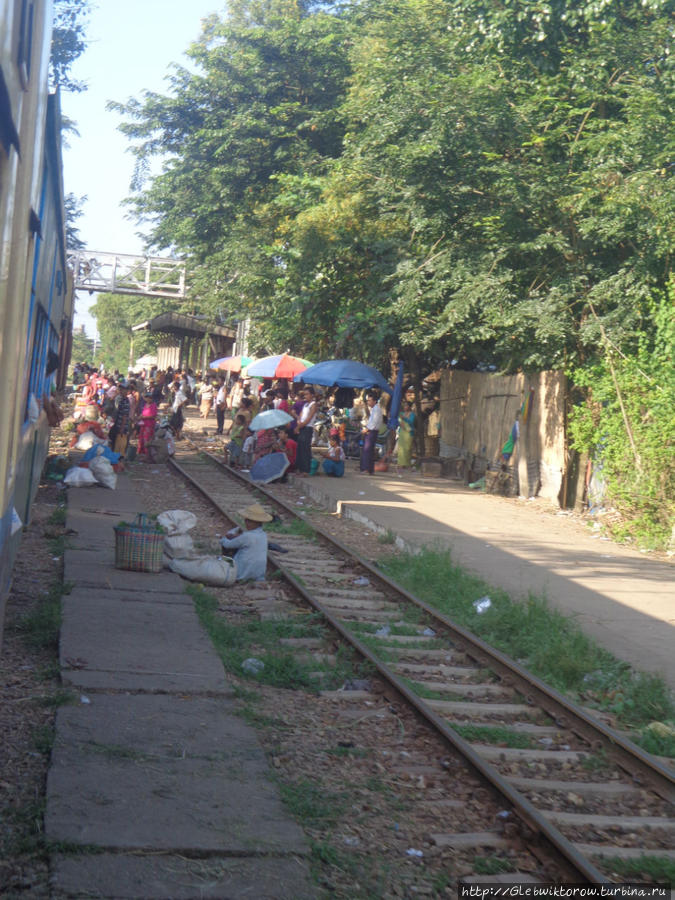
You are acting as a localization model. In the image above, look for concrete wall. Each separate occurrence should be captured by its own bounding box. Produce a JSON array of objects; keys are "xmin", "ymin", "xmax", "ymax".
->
[{"xmin": 439, "ymin": 370, "xmax": 566, "ymax": 503}]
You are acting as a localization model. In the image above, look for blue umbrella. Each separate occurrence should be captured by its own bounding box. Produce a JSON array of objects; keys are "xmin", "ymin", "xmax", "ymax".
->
[
  {"xmin": 249, "ymin": 452, "xmax": 290, "ymax": 484},
  {"xmin": 387, "ymin": 361, "xmax": 405, "ymax": 431},
  {"xmin": 294, "ymin": 359, "xmax": 392, "ymax": 394}
]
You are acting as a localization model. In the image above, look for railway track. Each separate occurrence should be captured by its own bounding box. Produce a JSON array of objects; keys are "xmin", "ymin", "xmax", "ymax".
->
[{"xmin": 169, "ymin": 440, "xmax": 675, "ymax": 885}]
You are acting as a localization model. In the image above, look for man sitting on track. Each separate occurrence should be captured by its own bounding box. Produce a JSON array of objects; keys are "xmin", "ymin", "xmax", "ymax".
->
[{"xmin": 220, "ymin": 503, "xmax": 272, "ymax": 581}]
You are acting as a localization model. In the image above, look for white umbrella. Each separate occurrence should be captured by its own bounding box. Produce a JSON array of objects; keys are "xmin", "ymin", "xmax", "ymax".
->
[{"xmin": 249, "ymin": 409, "xmax": 293, "ymax": 431}]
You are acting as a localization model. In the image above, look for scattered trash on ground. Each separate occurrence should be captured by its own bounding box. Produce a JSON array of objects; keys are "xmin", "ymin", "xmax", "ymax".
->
[
  {"xmin": 241, "ymin": 658, "xmax": 265, "ymax": 675},
  {"xmin": 341, "ymin": 679, "xmax": 371, "ymax": 692},
  {"xmin": 473, "ymin": 595, "xmax": 492, "ymax": 614}
]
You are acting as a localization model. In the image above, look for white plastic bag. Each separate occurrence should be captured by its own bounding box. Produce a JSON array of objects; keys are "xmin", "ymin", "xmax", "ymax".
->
[
  {"xmin": 75, "ymin": 430, "xmax": 106, "ymax": 451},
  {"xmin": 11, "ymin": 507, "xmax": 23, "ymax": 535},
  {"xmin": 64, "ymin": 466, "xmax": 97, "ymax": 487},
  {"xmin": 169, "ymin": 556, "xmax": 237, "ymax": 586},
  {"xmin": 27, "ymin": 394, "xmax": 40, "ymax": 424},
  {"xmin": 89, "ymin": 455, "xmax": 117, "ymax": 490},
  {"xmin": 157, "ymin": 509, "xmax": 197, "ymax": 535},
  {"xmin": 473, "ymin": 595, "xmax": 492, "ymax": 614},
  {"xmin": 163, "ymin": 534, "xmax": 196, "ymax": 559}
]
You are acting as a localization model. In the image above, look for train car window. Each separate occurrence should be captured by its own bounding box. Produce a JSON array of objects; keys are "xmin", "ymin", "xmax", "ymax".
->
[
  {"xmin": 25, "ymin": 306, "xmax": 49, "ymax": 422},
  {"xmin": 0, "ymin": 71, "xmax": 20, "ymax": 153},
  {"xmin": 17, "ymin": 0, "xmax": 35, "ymax": 89}
]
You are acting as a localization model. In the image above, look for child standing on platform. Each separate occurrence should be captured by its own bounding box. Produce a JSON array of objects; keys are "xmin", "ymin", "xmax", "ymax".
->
[
  {"xmin": 241, "ymin": 429, "xmax": 255, "ymax": 470},
  {"xmin": 226, "ymin": 414, "xmax": 247, "ymax": 467}
]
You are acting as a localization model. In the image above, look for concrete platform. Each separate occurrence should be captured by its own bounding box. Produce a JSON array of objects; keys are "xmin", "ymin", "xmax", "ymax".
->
[
  {"xmin": 46, "ymin": 694, "xmax": 307, "ymax": 854},
  {"xmin": 48, "ymin": 473, "xmax": 314, "ymax": 899},
  {"xmin": 51, "ymin": 855, "xmax": 315, "ymax": 900},
  {"xmin": 60, "ymin": 589, "xmax": 228, "ymax": 693},
  {"xmin": 289, "ymin": 466, "xmax": 675, "ymax": 689},
  {"xmin": 64, "ymin": 553, "xmax": 187, "ymax": 593}
]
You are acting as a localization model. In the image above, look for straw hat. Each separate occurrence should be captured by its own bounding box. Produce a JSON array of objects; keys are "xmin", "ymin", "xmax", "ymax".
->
[{"xmin": 238, "ymin": 503, "xmax": 272, "ymax": 523}]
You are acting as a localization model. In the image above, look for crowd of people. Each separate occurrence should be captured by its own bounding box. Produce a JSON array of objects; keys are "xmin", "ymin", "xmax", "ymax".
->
[
  {"xmin": 63, "ymin": 361, "xmax": 441, "ymax": 586},
  {"xmin": 68, "ymin": 360, "xmax": 437, "ymax": 478},
  {"xmin": 70, "ymin": 363, "xmax": 199, "ymax": 463},
  {"xmin": 217, "ymin": 377, "xmax": 391, "ymax": 479}
]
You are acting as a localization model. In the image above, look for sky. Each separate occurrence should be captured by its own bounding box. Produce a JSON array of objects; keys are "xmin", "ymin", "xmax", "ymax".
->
[{"xmin": 63, "ymin": 0, "xmax": 225, "ymax": 337}]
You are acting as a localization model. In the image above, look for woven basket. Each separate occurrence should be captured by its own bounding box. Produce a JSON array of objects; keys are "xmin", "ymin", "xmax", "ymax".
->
[{"xmin": 114, "ymin": 514, "xmax": 164, "ymax": 573}]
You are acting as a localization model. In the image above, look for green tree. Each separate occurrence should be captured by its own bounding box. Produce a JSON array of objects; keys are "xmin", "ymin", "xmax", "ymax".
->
[
  {"xmin": 90, "ymin": 293, "xmax": 164, "ymax": 372},
  {"xmin": 64, "ymin": 192, "xmax": 86, "ymax": 249},
  {"xmin": 70, "ymin": 325, "xmax": 94, "ymax": 364},
  {"xmin": 326, "ymin": 0, "xmax": 675, "ymax": 371},
  {"xmin": 50, "ymin": 0, "xmax": 91, "ymax": 91},
  {"xmin": 568, "ymin": 286, "xmax": 675, "ymax": 549},
  {"xmin": 111, "ymin": 0, "xmax": 353, "ymax": 341}
]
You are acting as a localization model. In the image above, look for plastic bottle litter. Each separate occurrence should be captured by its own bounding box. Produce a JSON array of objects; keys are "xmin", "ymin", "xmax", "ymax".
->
[
  {"xmin": 406, "ymin": 848, "xmax": 423, "ymax": 857},
  {"xmin": 343, "ymin": 836, "xmax": 360, "ymax": 846},
  {"xmin": 241, "ymin": 658, "xmax": 265, "ymax": 675},
  {"xmin": 496, "ymin": 810, "xmax": 512, "ymax": 831},
  {"xmin": 80, "ymin": 695, "xmax": 91, "ymax": 704},
  {"xmin": 353, "ymin": 576, "xmax": 370, "ymax": 586},
  {"xmin": 342, "ymin": 679, "xmax": 371, "ymax": 692},
  {"xmin": 421, "ymin": 627, "xmax": 436, "ymax": 637},
  {"xmin": 473, "ymin": 595, "xmax": 492, "ymax": 614},
  {"xmin": 375, "ymin": 624, "xmax": 391, "ymax": 637}
]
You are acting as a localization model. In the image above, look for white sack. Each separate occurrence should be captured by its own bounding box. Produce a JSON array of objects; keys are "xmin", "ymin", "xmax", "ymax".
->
[
  {"xmin": 89, "ymin": 455, "xmax": 117, "ymax": 490},
  {"xmin": 169, "ymin": 556, "xmax": 237, "ymax": 586},
  {"xmin": 75, "ymin": 430, "xmax": 106, "ymax": 451},
  {"xmin": 163, "ymin": 534, "xmax": 196, "ymax": 559},
  {"xmin": 64, "ymin": 466, "xmax": 97, "ymax": 487},
  {"xmin": 157, "ymin": 509, "xmax": 197, "ymax": 535}
]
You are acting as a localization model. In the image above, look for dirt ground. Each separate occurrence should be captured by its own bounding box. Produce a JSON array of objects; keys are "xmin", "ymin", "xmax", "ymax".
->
[{"xmin": 0, "ymin": 479, "xmax": 64, "ymax": 895}]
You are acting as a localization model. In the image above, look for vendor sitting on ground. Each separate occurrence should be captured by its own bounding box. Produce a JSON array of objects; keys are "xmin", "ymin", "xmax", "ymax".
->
[
  {"xmin": 318, "ymin": 433, "xmax": 346, "ymax": 477},
  {"xmin": 220, "ymin": 503, "xmax": 272, "ymax": 582}
]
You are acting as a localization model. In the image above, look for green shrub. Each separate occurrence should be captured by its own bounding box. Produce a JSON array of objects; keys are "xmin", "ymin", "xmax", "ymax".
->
[{"xmin": 569, "ymin": 289, "xmax": 675, "ymax": 550}]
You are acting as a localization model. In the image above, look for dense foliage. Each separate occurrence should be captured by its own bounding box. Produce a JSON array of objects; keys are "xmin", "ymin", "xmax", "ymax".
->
[
  {"xmin": 568, "ymin": 288, "xmax": 675, "ymax": 549},
  {"xmin": 50, "ymin": 0, "xmax": 90, "ymax": 91},
  {"xmin": 51, "ymin": 1, "xmax": 91, "ymax": 253},
  {"xmin": 89, "ymin": 292, "xmax": 164, "ymax": 373},
  {"xmin": 112, "ymin": 0, "xmax": 675, "ymax": 544}
]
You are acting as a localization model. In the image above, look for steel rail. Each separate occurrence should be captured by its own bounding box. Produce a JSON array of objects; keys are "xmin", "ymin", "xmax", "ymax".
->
[
  {"xmin": 166, "ymin": 451, "xmax": 648, "ymax": 884},
  {"xmin": 185, "ymin": 447, "xmax": 675, "ymax": 801}
]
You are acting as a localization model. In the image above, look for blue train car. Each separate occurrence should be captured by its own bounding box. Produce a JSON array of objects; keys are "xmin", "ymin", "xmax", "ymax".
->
[{"xmin": 0, "ymin": 1, "xmax": 74, "ymax": 644}]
